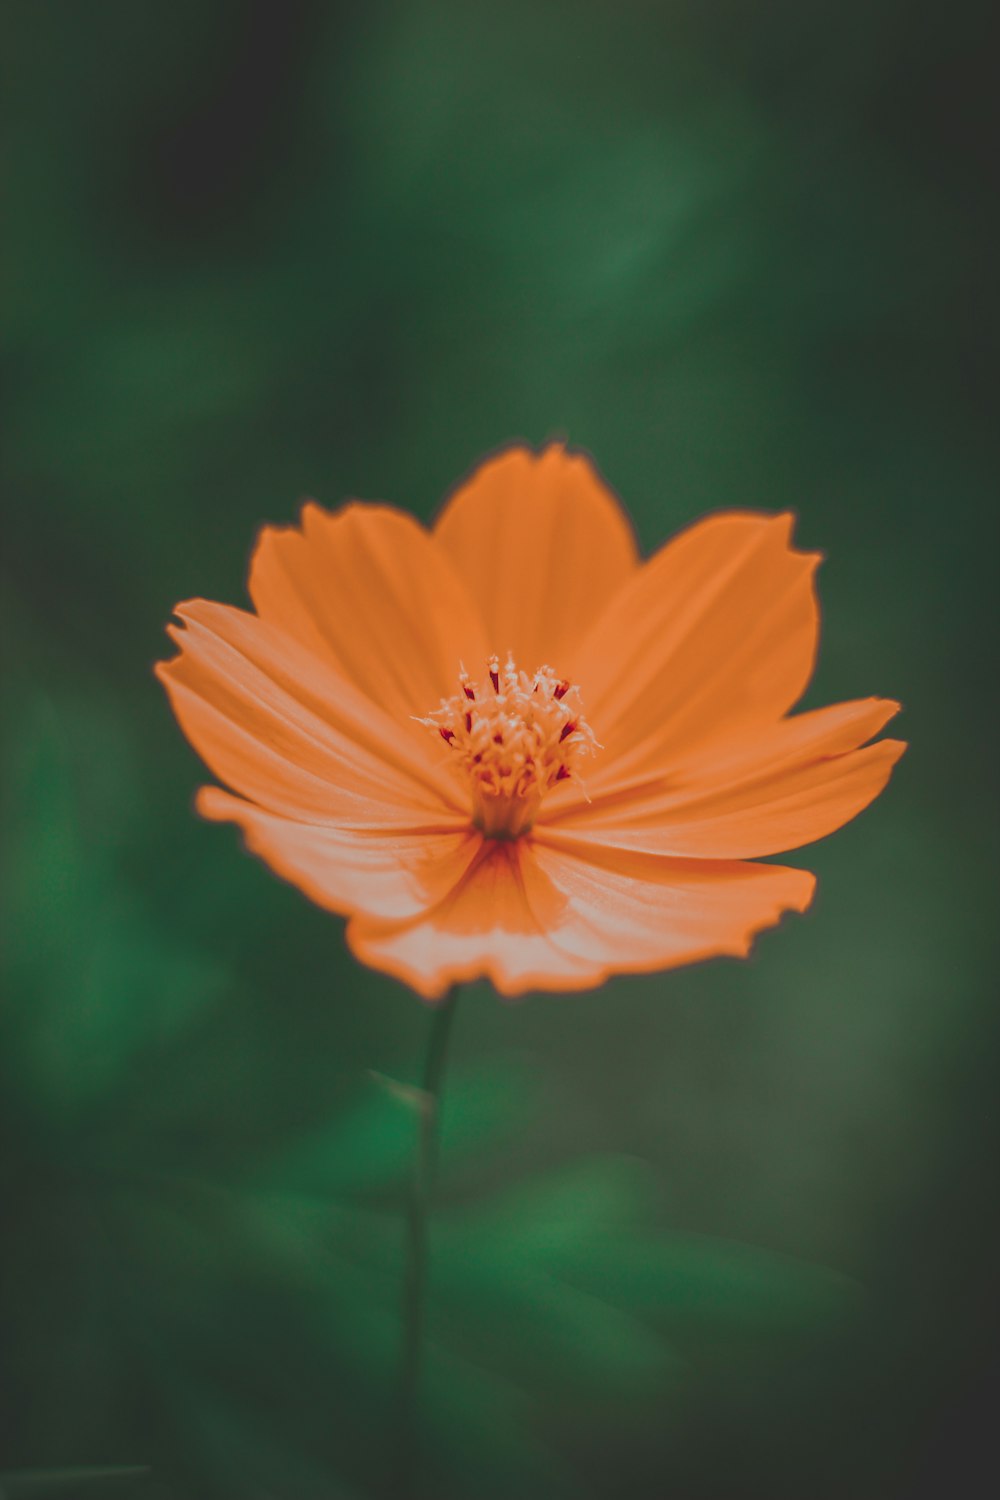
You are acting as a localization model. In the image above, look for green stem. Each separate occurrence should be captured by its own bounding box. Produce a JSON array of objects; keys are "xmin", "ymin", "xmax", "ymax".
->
[{"xmin": 392, "ymin": 986, "xmax": 459, "ymax": 1496}]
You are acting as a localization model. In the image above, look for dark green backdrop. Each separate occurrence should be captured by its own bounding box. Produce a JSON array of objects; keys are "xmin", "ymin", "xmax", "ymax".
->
[{"xmin": 3, "ymin": 3, "xmax": 996, "ymax": 1497}]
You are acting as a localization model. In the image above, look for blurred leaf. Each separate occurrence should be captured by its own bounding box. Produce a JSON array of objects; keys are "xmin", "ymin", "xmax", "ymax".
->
[
  {"xmin": 0, "ymin": 1471, "xmax": 150, "ymax": 1498},
  {"xmin": 563, "ymin": 1231, "xmax": 860, "ymax": 1334},
  {"xmin": 447, "ymin": 1154, "xmax": 658, "ymax": 1260},
  {"xmin": 427, "ymin": 1154, "xmax": 855, "ymax": 1403},
  {"xmin": 252, "ymin": 1055, "xmax": 534, "ymax": 1195},
  {"xmin": 1, "ymin": 698, "xmax": 226, "ymax": 1113}
]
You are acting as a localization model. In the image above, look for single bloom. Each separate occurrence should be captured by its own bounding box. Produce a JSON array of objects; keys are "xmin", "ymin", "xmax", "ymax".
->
[{"xmin": 157, "ymin": 443, "xmax": 905, "ymax": 1000}]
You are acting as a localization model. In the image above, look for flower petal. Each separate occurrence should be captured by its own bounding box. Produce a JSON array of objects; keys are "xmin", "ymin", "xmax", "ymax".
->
[
  {"xmin": 433, "ymin": 443, "xmax": 639, "ymax": 669},
  {"xmin": 198, "ymin": 787, "xmax": 482, "ymax": 922},
  {"xmin": 248, "ymin": 500, "xmax": 488, "ymax": 719},
  {"xmin": 573, "ymin": 512, "xmax": 821, "ymax": 784},
  {"xmin": 156, "ymin": 600, "xmax": 464, "ymax": 824},
  {"xmin": 347, "ymin": 836, "xmax": 814, "ymax": 1000},
  {"xmin": 543, "ymin": 698, "xmax": 906, "ymax": 858}
]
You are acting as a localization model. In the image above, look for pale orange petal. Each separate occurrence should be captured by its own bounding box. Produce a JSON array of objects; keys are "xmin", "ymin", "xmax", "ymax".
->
[
  {"xmin": 573, "ymin": 512, "xmax": 821, "ymax": 785},
  {"xmin": 433, "ymin": 443, "xmax": 639, "ymax": 669},
  {"xmin": 156, "ymin": 600, "xmax": 464, "ymax": 824},
  {"xmin": 197, "ymin": 787, "xmax": 481, "ymax": 922},
  {"xmin": 248, "ymin": 501, "xmax": 488, "ymax": 719},
  {"xmin": 543, "ymin": 698, "xmax": 905, "ymax": 858},
  {"xmin": 347, "ymin": 836, "xmax": 815, "ymax": 1000}
]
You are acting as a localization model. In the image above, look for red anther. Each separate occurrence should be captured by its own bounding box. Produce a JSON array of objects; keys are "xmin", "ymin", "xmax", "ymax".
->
[
  {"xmin": 555, "ymin": 764, "xmax": 571, "ymax": 780},
  {"xmin": 439, "ymin": 727, "xmax": 455, "ymax": 744},
  {"xmin": 464, "ymin": 711, "xmax": 473, "ymax": 732},
  {"xmin": 490, "ymin": 667, "xmax": 500, "ymax": 692},
  {"xmin": 559, "ymin": 721, "xmax": 577, "ymax": 742},
  {"xmin": 463, "ymin": 684, "xmax": 476, "ymax": 700},
  {"xmin": 554, "ymin": 681, "xmax": 569, "ymax": 700}
]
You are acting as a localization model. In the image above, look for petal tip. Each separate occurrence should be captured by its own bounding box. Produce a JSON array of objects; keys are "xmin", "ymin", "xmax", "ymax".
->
[
  {"xmin": 773, "ymin": 511, "xmax": 825, "ymax": 569},
  {"xmin": 194, "ymin": 784, "xmax": 237, "ymax": 821}
]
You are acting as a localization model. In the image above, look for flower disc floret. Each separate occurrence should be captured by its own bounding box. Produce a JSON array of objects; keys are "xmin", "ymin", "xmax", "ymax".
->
[{"xmin": 418, "ymin": 654, "xmax": 599, "ymax": 838}]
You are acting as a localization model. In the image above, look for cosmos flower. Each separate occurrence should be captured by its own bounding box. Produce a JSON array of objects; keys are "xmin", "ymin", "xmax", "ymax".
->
[{"xmin": 157, "ymin": 444, "xmax": 905, "ymax": 999}]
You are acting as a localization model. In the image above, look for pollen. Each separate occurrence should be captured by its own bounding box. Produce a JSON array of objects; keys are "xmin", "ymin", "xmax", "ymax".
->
[{"xmin": 418, "ymin": 654, "xmax": 599, "ymax": 838}]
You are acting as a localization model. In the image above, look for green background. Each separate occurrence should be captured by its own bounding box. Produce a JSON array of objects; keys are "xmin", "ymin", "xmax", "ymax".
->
[{"xmin": 2, "ymin": 2, "xmax": 996, "ymax": 1497}]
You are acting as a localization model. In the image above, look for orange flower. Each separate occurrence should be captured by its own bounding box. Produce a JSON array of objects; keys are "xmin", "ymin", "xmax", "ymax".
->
[{"xmin": 157, "ymin": 444, "xmax": 905, "ymax": 1000}]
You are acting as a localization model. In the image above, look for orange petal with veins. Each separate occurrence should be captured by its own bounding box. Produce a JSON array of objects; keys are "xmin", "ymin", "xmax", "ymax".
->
[
  {"xmin": 434, "ymin": 442, "xmax": 639, "ymax": 669},
  {"xmin": 198, "ymin": 787, "xmax": 481, "ymax": 922},
  {"xmin": 348, "ymin": 837, "xmax": 815, "ymax": 999},
  {"xmin": 542, "ymin": 698, "xmax": 906, "ymax": 858},
  {"xmin": 574, "ymin": 511, "xmax": 821, "ymax": 783},
  {"xmin": 157, "ymin": 599, "xmax": 463, "ymax": 823},
  {"xmin": 249, "ymin": 501, "xmax": 487, "ymax": 720}
]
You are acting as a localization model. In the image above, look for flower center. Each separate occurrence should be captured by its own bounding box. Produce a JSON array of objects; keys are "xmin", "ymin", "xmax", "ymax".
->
[{"xmin": 418, "ymin": 654, "xmax": 599, "ymax": 838}]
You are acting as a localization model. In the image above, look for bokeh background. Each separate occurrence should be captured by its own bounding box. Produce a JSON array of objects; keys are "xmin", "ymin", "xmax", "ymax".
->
[{"xmin": 3, "ymin": 2, "xmax": 997, "ymax": 1497}]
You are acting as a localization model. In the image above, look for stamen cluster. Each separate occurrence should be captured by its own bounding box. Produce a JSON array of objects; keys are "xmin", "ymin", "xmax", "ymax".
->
[{"xmin": 419, "ymin": 654, "xmax": 599, "ymax": 837}]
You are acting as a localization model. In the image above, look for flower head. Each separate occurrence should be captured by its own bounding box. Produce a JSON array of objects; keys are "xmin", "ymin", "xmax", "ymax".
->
[{"xmin": 157, "ymin": 443, "xmax": 905, "ymax": 999}]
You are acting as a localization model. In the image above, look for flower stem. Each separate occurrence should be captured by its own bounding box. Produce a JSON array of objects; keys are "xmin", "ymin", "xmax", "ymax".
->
[{"xmin": 392, "ymin": 985, "xmax": 459, "ymax": 1496}]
